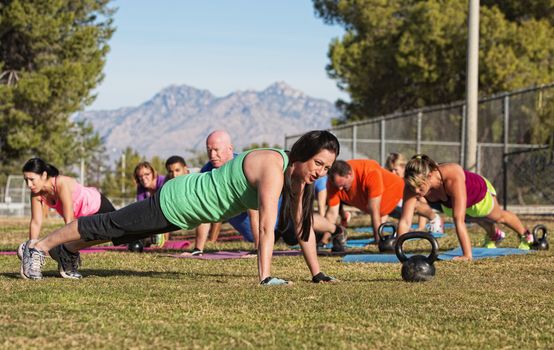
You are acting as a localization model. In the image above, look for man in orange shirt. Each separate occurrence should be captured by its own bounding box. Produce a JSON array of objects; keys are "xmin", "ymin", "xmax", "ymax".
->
[{"xmin": 326, "ymin": 159, "xmax": 404, "ymax": 242}]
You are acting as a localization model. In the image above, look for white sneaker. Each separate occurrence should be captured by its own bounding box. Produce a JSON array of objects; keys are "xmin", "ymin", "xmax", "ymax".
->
[
  {"xmin": 17, "ymin": 239, "xmax": 38, "ymax": 260},
  {"xmin": 20, "ymin": 241, "xmax": 46, "ymax": 280},
  {"xmin": 49, "ymin": 244, "xmax": 83, "ymax": 279},
  {"xmin": 427, "ymin": 215, "xmax": 444, "ymax": 233}
]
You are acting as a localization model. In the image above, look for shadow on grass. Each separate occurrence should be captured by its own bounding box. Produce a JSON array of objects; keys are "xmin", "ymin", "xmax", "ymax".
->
[
  {"xmin": 75, "ymin": 269, "xmax": 252, "ymax": 279},
  {"xmin": 0, "ymin": 269, "xmax": 188, "ymax": 280}
]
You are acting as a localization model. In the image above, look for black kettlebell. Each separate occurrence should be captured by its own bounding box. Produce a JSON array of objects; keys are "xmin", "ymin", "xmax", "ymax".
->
[
  {"xmin": 128, "ymin": 240, "xmax": 144, "ymax": 253},
  {"xmin": 395, "ymin": 231, "xmax": 439, "ymax": 282},
  {"xmin": 377, "ymin": 222, "xmax": 397, "ymax": 253},
  {"xmin": 531, "ymin": 225, "xmax": 549, "ymax": 251}
]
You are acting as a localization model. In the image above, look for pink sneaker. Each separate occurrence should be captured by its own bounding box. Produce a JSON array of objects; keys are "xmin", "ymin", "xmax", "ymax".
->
[
  {"xmin": 484, "ymin": 227, "xmax": 505, "ymax": 248},
  {"xmin": 492, "ymin": 227, "xmax": 506, "ymax": 243}
]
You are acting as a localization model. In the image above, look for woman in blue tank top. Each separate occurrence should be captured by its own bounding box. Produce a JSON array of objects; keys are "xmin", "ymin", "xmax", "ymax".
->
[{"xmin": 20, "ymin": 130, "xmax": 341, "ymax": 285}]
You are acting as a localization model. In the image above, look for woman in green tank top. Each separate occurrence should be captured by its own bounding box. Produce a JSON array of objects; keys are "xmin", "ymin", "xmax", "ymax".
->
[{"xmin": 20, "ymin": 130, "xmax": 341, "ymax": 285}]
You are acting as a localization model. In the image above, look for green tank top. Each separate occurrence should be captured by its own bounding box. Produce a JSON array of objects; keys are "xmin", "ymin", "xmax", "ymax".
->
[{"xmin": 160, "ymin": 148, "xmax": 288, "ymax": 229}]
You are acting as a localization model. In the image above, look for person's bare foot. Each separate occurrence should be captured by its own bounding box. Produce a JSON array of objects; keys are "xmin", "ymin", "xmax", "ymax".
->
[{"xmin": 453, "ymin": 255, "xmax": 472, "ymax": 261}]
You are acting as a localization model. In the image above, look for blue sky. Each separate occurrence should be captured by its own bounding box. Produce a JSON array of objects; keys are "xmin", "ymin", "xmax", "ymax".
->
[{"xmin": 87, "ymin": 0, "xmax": 346, "ymax": 110}]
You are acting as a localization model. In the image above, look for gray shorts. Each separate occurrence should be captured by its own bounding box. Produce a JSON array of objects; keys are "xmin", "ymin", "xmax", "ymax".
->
[{"xmin": 78, "ymin": 191, "xmax": 180, "ymax": 245}]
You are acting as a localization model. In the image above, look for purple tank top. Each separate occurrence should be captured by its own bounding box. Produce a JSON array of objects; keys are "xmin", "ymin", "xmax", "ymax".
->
[
  {"xmin": 430, "ymin": 170, "xmax": 487, "ymax": 209},
  {"xmin": 136, "ymin": 175, "xmax": 166, "ymax": 201}
]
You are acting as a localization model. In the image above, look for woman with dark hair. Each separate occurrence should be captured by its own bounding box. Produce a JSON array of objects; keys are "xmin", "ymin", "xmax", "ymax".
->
[
  {"xmin": 20, "ymin": 158, "xmax": 116, "ymax": 279},
  {"xmin": 20, "ymin": 130, "xmax": 340, "ymax": 285},
  {"xmin": 397, "ymin": 154, "xmax": 533, "ymax": 260},
  {"xmin": 132, "ymin": 162, "xmax": 166, "ymax": 248}
]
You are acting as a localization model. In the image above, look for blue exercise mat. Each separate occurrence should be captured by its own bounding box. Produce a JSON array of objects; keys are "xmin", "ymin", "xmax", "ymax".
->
[
  {"xmin": 437, "ymin": 247, "xmax": 532, "ymax": 261},
  {"xmin": 339, "ymin": 232, "xmax": 447, "ymax": 248},
  {"xmin": 354, "ymin": 222, "xmax": 455, "ymax": 233},
  {"xmin": 342, "ymin": 247, "xmax": 533, "ymax": 263}
]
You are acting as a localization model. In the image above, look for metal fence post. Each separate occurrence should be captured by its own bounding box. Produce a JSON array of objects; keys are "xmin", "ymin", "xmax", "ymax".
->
[
  {"xmin": 503, "ymin": 95, "xmax": 510, "ymax": 208},
  {"xmin": 416, "ymin": 112, "xmax": 422, "ymax": 154},
  {"xmin": 503, "ymin": 153, "xmax": 508, "ymax": 210},
  {"xmin": 380, "ymin": 119, "xmax": 386, "ymax": 165},
  {"xmin": 503, "ymin": 95, "xmax": 510, "ymax": 154}
]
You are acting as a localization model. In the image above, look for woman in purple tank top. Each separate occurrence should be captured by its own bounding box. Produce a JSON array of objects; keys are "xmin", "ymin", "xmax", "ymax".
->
[{"xmin": 397, "ymin": 154, "xmax": 533, "ymax": 261}]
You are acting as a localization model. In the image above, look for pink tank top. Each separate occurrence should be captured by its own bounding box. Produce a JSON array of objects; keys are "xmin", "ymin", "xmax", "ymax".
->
[
  {"xmin": 43, "ymin": 177, "xmax": 101, "ymax": 218},
  {"xmin": 425, "ymin": 169, "xmax": 487, "ymax": 209}
]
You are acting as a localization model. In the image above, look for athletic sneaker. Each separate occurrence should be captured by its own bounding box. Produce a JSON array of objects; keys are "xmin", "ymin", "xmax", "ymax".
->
[
  {"xmin": 191, "ymin": 248, "xmax": 203, "ymax": 256},
  {"xmin": 483, "ymin": 227, "xmax": 506, "ymax": 249},
  {"xmin": 20, "ymin": 240, "xmax": 46, "ymax": 280},
  {"xmin": 426, "ymin": 215, "xmax": 444, "ymax": 233},
  {"xmin": 17, "ymin": 239, "xmax": 37, "ymax": 260},
  {"xmin": 259, "ymin": 276, "xmax": 290, "ymax": 286},
  {"xmin": 49, "ymin": 244, "xmax": 82, "ymax": 279},
  {"xmin": 152, "ymin": 234, "xmax": 166, "ymax": 248},
  {"xmin": 331, "ymin": 226, "xmax": 348, "ymax": 252},
  {"xmin": 518, "ymin": 232, "xmax": 534, "ymax": 250}
]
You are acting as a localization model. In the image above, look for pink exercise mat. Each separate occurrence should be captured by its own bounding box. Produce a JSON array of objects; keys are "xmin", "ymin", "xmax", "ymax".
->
[{"xmin": 0, "ymin": 240, "xmax": 191, "ymax": 256}]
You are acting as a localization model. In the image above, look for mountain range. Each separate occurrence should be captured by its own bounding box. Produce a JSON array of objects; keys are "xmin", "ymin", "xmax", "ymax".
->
[{"xmin": 75, "ymin": 82, "xmax": 341, "ymax": 161}]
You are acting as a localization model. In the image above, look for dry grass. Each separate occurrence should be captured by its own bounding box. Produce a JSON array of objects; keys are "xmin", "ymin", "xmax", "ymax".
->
[{"xmin": 0, "ymin": 216, "xmax": 553, "ymax": 349}]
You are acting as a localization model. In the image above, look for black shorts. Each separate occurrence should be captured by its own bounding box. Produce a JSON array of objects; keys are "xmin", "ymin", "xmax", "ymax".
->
[
  {"xmin": 97, "ymin": 193, "xmax": 116, "ymax": 214},
  {"xmin": 78, "ymin": 191, "xmax": 180, "ymax": 245},
  {"xmin": 274, "ymin": 222, "xmax": 299, "ymax": 246}
]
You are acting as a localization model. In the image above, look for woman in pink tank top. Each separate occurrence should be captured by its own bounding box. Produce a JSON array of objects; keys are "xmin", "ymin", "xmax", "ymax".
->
[
  {"xmin": 22, "ymin": 158, "xmax": 115, "ymax": 242},
  {"xmin": 397, "ymin": 154, "xmax": 533, "ymax": 261}
]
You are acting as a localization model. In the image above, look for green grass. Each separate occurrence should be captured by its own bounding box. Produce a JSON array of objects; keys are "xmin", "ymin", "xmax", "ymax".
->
[{"xmin": 1, "ymin": 217, "xmax": 553, "ymax": 349}]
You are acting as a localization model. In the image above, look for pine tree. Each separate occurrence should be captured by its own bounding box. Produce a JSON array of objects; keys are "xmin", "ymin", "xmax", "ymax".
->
[{"xmin": 0, "ymin": 0, "xmax": 115, "ymax": 175}]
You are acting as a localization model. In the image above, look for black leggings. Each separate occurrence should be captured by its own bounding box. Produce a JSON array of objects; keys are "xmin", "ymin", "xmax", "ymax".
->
[{"xmin": 78, "ymin": 191, "xmax": 179, "ymax": 245}]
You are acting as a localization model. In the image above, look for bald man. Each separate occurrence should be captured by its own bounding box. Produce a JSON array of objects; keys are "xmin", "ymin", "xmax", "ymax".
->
[{"xmin": 191, "ymin": 131, "xmax": 256, "ymax": 255}]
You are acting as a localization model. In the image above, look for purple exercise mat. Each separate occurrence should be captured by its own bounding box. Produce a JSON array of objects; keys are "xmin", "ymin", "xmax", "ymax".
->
[
  {"xmin": 165, "ymin": 250, "xmax": 302, "ymax": 260},
  {"xmin": 166, "ymin": 251, "xmax": 254, "ymax": 260}
]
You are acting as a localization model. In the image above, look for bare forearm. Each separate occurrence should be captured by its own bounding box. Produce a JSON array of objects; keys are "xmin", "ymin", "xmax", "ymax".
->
[
  {"xmin": 397, "ymin": 218, "xmax": 412, "ymax": 235},
  {"xmin": 257, "ymin": 225, "xmax": 275, "ymax": 281},
  {"xmin": 454, "ymin": 217, "xmax": 472, "ymax": 259},
  {"xmin": 29, "ymin": 221, "xmax": 42, "ymax": 240},
  {"xmin": 298, "ymin": 230, "xmax": 320, "ymax": 277},
  {"xmin": 371, "ymin": 212, "xmax": 381, "ymax": 238}
]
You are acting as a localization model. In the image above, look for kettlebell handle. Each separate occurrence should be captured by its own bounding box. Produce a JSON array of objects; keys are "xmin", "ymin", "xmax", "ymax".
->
[
  {"xmin": 378, "ymin": 222, "xmax": 397, "ymax": 240},
  {"xmin": 532, "ymin": 225, "xmax": 548, "ymax": 241},
  {"xmin": 395, "ymin": 231, "xmax": 439, "ymax": 263}
]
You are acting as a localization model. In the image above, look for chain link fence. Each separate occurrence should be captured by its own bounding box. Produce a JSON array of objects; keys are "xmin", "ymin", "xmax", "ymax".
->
[
  {"xmin": 502, "ymin": 147, "xmax": 554, "ymax": 213},
  {"xmin": 285, "ymin": 83, "xmax": 554, "ymax": 212}
]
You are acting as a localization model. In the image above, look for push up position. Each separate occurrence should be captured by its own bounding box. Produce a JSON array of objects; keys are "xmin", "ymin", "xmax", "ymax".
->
[
  {"xmin": 20, "ymin": 158, "xmax": 115, "ymax": 279},
  {"xmin": 397, "ymin": 154, "xmax": 533, "ymax": 260},
  {"xmin": 20, "ymin": 130, "xmax": 340, "ymax": 285}
]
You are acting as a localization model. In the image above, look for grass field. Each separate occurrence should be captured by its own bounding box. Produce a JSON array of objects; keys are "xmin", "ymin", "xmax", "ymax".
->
[{"xmin": 1, "ymin": 216, "xmax": 553, "ymax": 349}]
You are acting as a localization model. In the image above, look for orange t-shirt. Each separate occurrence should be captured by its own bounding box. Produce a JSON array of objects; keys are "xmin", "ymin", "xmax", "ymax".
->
[{"xmin": 327, "ymin": 159, "xmax": 404, "ymax": 216}]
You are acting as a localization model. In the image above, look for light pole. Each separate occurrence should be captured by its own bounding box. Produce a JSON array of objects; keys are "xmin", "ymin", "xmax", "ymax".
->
[{"xmin": 465, "ymin": 0, "xmax": 480, "ymax": 171}]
